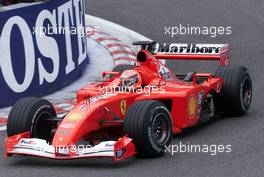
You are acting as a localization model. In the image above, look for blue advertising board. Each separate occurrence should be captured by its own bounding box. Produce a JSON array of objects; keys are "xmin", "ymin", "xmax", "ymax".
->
[{"xmin": 0, "ymin": 0, "xmax": 89, "ymax": 107}]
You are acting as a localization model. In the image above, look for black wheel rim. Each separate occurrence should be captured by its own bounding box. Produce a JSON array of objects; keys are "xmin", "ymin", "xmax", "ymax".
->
[
  {"xmin": 32, "ymin": 111, "xmax": 54, "ymax": 142},
  {"xmin": 151, "ymin": 113, "xmax": 169, "ymax": 145},
  {"xmin": 241, "ymin": 77, "xmax": 252, "ymax": 108}
]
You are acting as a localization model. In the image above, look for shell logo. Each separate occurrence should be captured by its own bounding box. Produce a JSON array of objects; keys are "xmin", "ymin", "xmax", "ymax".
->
[
  {"xmin": 188, "ymin": 95, "xmax": 197, "ymax": 118},
  {"xmin": 66, "ymin": 112, "xmax": 84, "ymax": 121}
]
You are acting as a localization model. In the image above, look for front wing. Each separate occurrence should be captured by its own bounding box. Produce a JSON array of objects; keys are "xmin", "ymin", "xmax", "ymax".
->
[{"xmin": 5, "ymin": 132, "xmax": 136, "ymax": 161}]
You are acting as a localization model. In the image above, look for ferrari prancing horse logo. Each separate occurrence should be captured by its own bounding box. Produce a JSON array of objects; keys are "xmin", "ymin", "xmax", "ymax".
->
[{"xmin": 120, "ymin": 100, "xmax": 126, "ymax": 115}]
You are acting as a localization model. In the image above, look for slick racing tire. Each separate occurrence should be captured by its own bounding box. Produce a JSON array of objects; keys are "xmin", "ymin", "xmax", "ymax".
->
[
  {"xmin": 214, "ymin": 65, "xmax": 252, "ymax": 116},
  {"xmin": 7, "ymin": 97, "xmax": 56, "ymax": 142},
  {"xmin": 123, "ymin": 100, "xmax": 172, "ymax": 158}
]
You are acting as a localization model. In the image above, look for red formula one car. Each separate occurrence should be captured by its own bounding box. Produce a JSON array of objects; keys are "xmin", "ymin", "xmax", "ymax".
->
[{"xmin": 5, "ymin": 41, "xmax": 252, "ymax": 160}]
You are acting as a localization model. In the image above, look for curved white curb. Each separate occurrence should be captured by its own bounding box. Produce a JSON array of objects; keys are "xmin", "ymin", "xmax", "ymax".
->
[{"xmin": 87, "ymin": 26, "xmax": 136, "ymax": 66}]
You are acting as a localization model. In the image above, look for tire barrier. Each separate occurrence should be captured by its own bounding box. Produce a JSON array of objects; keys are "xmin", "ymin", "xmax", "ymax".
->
[{"xmin": 0, "ymin": 0, "xmax": 89, "ymax": 108}]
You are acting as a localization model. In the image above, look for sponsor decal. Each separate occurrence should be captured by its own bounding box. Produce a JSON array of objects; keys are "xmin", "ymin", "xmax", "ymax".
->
[
  {"xmin": 60, "ymin": 123, "xmax": 76, "ymax": 129},
  {"xmin": 105, "ymin": 143, "xmax": 114, "ymax": 148},
  {"xmin": 66, "ymin": 112, "xmax": 84, "ymax": 121},
  {"xmin": 89, "ymin": 93, "xmax": 116, "ymax": 104},
  {"xmin": 188, "ymin": 95, "xmax": 197, "ymax": 118},
  {"xmin": 115, "ymin": 147, "xmax": 127, "ymax": 159},
  {"xmin": 120, "ymin": 100, "xmax": 126, "ymax": 115},
  {"xmin": 20, "ymin": 139, "xmax": 37, "ymax": 145},
  {"xmin": 57, "ymin": 129, "xmax": 72, "ymax": 135},
  {"xmin": 153, "ymin": 43, "xmax": 225, "ymax": 55}
]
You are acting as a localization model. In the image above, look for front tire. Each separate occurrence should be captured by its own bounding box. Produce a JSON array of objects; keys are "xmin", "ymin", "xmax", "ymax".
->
[
  {"xmin": 123, "ymin": 100, "xmax": 172, "ymax": 158},
  {"xmin": 7, "ymin": 97, "xmax": 56, "ymax": 142}
]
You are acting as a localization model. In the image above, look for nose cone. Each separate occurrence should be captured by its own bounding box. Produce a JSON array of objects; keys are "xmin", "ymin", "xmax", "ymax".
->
[{"xmin": 52, "ymin": 110, "xmax": 85, "ymax": 146}]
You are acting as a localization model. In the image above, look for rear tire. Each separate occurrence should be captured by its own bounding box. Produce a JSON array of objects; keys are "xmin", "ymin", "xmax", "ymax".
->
[
  {"xmin": 214, "ymin": 65, "xmax": 252, "ymax": 116},
  {"xmin": 123, "ymin": 100, "xmax": 172, "ymax": 158},
  {"xmin": 7, "ymin": 97, "xmax": 56, "ymax": 142}
]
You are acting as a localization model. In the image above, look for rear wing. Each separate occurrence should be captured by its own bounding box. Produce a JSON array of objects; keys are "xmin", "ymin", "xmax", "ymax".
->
[{"xmin": 133, "ymin": 42, "xmax": 230, "ymax": 66}]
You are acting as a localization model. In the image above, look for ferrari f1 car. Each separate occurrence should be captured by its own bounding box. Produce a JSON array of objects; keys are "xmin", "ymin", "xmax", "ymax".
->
[{"xmin": 5, "ymin": 41, "xmax": 252, "ymax": 160}]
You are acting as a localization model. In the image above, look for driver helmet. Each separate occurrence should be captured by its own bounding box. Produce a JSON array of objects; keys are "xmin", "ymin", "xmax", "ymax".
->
[{"xmin": 120, "ymin": 70, "xmax": 142, "ymax": 89}]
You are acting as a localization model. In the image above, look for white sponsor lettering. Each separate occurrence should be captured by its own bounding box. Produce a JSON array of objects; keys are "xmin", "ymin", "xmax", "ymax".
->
[
  {"xmin": 0, "ymin": 16, "xmax": 35, "ymax": 93},
  {"xmin": 0, "ymin": 0, "xmax": 87, "ymax": 93}
]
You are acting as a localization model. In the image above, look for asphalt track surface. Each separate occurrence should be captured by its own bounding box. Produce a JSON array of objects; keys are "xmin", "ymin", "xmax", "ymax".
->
[{"xmin": 1, "ymin": 1, "xmax": 264, "ymax": 177}]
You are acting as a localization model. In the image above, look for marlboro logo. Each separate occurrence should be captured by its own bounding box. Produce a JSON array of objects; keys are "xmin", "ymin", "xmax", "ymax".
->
[{"xmin": 153, "ymin": 43, "xmax": 227, "ymax": 55}]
